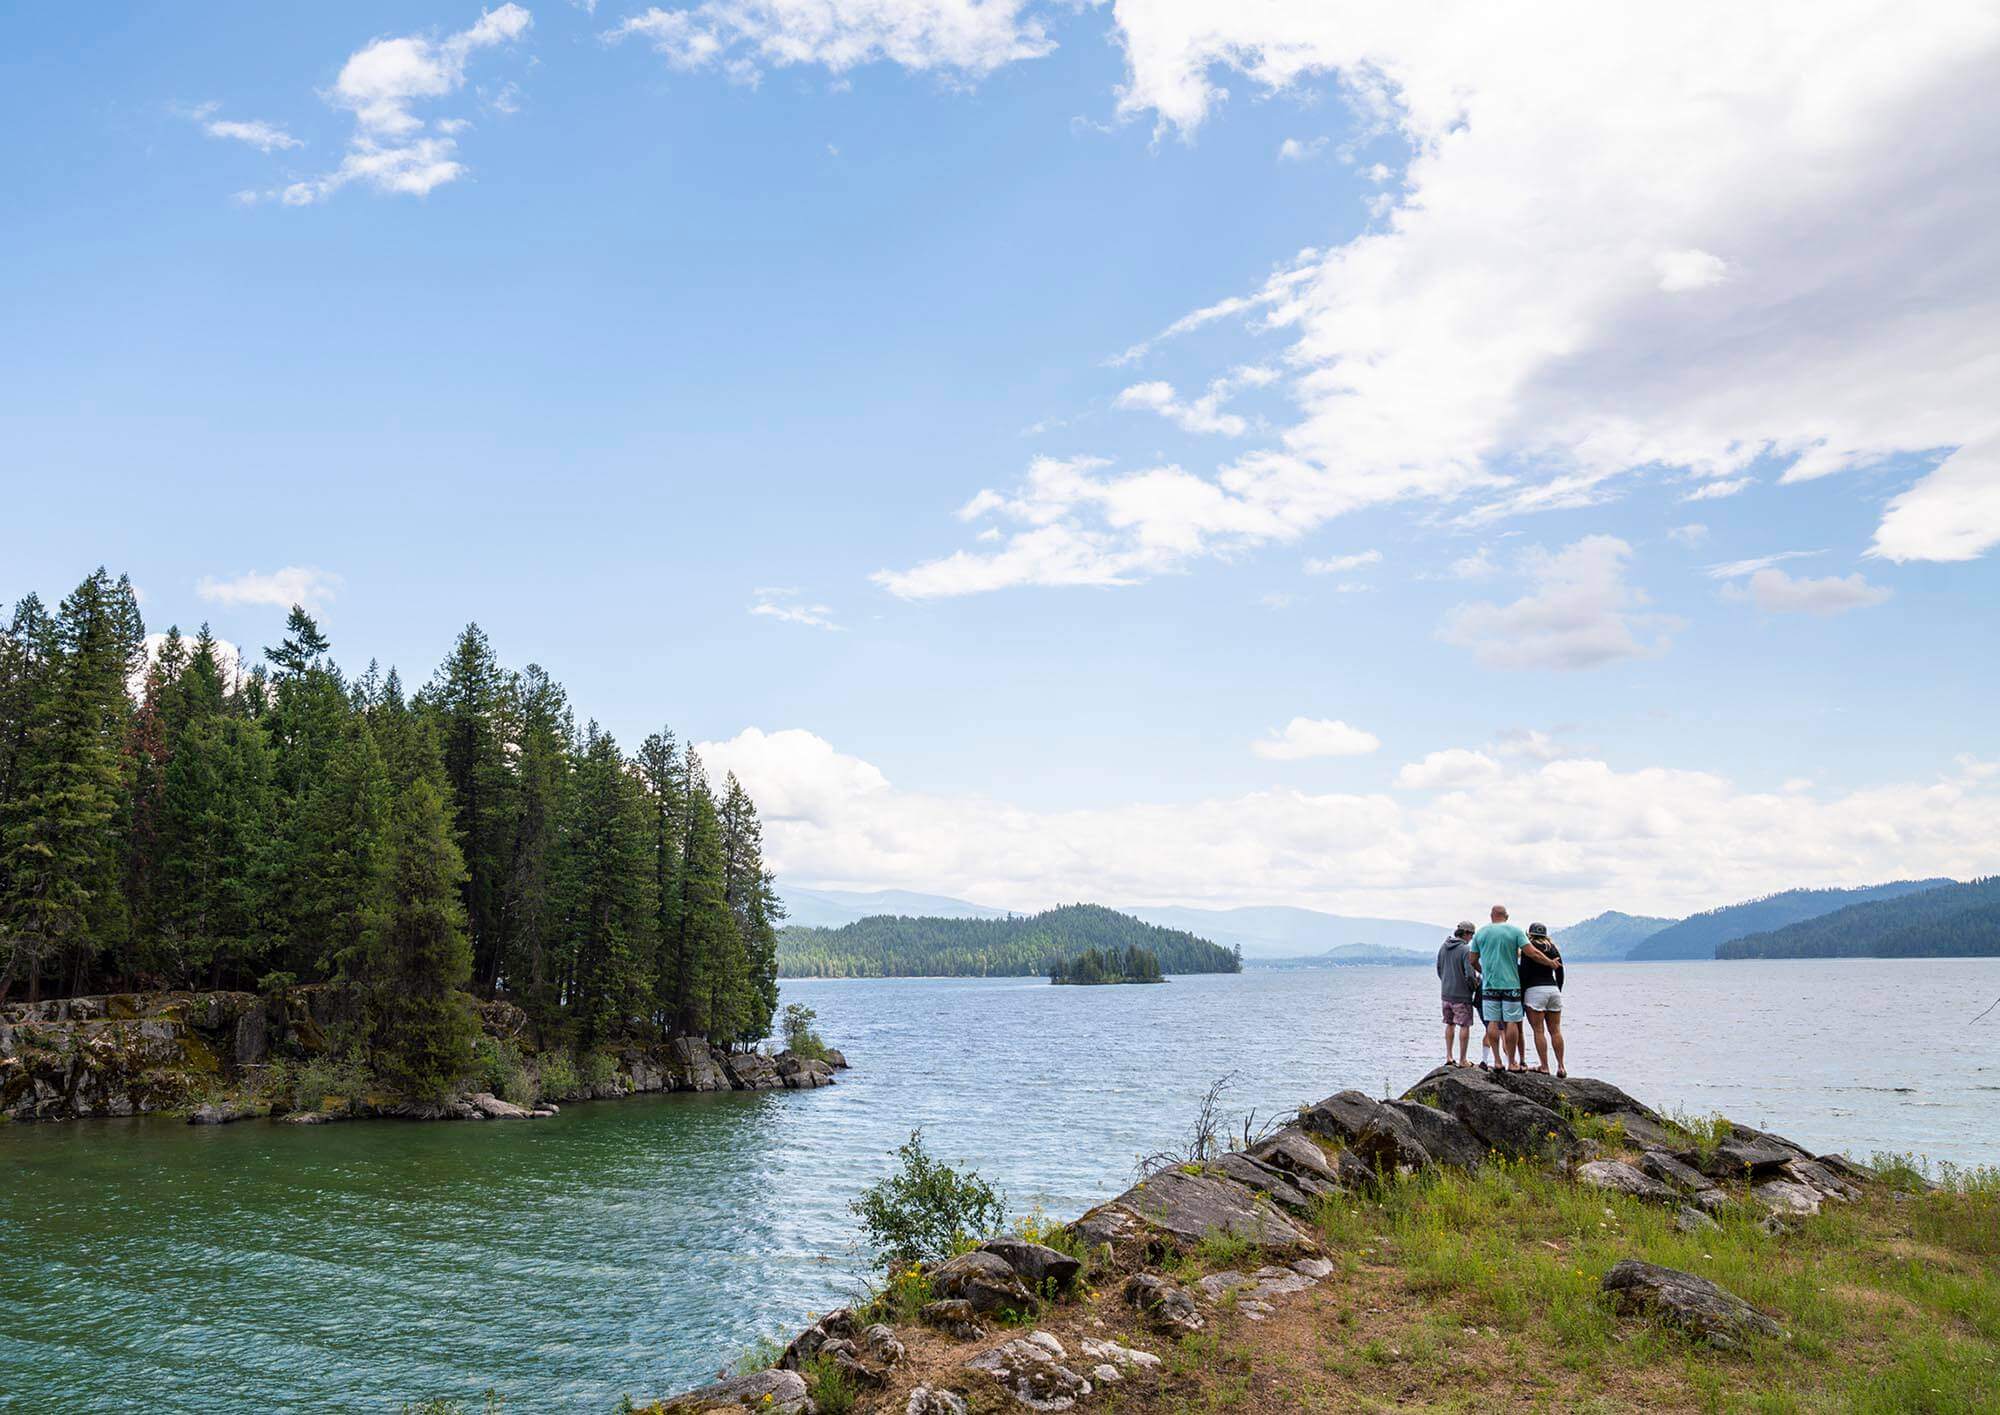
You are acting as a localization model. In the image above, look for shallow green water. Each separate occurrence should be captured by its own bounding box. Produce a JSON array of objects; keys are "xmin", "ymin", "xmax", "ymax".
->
[{"xmin": 5, "ymin": 961, "xmax": 1997, "ymax": 1411}]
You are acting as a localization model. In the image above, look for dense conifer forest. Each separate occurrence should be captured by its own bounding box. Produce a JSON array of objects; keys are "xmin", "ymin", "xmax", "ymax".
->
[
  {"xmin": 776, "ymin": 903, "xmax": 1241, "ymax": 978},
  {"xmin": 1623, "ymin": 878, "xmax": 1954, "ymax": 960},
  {"xmin": 0, "ymin": 568, "xmax": 782, "ymax": 1097},
  {"xmin": 1049, "ymin": 945, "xmax": 1164, "ymax": 984},
  {"xmin": 1716, "ymin": 876, "xmax": 2000, "ymax": 958}
]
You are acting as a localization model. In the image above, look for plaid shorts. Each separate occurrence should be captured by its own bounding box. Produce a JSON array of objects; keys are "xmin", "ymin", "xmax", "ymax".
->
[{"xmin": 1442, "ymin": 1000, "xmax": 1476, "ymax": 1026}]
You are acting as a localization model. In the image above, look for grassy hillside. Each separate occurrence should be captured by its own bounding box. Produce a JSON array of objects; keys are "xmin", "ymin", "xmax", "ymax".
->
[
  {"xmin": 1718, "ymin": 876, "xmax": 2000, "ymax": 958},
  {"xmin": 776, "ymin": 903, "xmax": 1242, "ymax": 979},
  {"xmin": 1625, "ymin": 879, "xmax": 1954, "ymax": 960},
  {"xmin": 1554, "ymin": 909, "xmax": 1677, "ymax": 960}
]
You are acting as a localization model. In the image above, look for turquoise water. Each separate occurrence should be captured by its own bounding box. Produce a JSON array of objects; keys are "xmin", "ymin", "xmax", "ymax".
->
[{"xmin": 4, "ymin": 959, "xmax": 1997, "ymax": 1411}]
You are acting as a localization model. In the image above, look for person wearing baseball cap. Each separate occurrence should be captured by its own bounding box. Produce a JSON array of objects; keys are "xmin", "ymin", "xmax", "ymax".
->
[
  {"xmin": 1435, "ymin": 921, "xmax": 1479, "ymax": 1067},
  {"xmin": 1520, "ymin": 922, "xmax": 1567, "ymax": 1076}
]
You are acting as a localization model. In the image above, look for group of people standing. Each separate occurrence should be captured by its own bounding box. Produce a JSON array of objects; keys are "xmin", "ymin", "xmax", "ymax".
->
[{"xmin": 1435, "ymin": 905, "xmax": 1567, "ymax": 1075}]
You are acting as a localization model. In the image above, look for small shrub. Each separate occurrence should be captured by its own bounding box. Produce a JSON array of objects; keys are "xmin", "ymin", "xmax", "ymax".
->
[
  {"xmin": 291, "ymin": 1051, "xmax": 374, "ymax": 1110},
  {"xmin": 579, "ymin": 1048, "xmax": 618, "ymax": 1092},
  {"xmin": 852, "ymin": 1128, "xmax": 1007, "ymax": 1272},
  {"xmin": 801, "ymin": 1354, "xmax": 855, "ymax": 1415},
  {"xmin": 862, "ymin": 1261, "xmax": 936, "ymax": 1325},
  {"xmin": 782, "ymin": 1002, "xmax": 829, "ymax": 1061},
  {"xmin": 535, "ymin": 1048, "xmax": 583, "ymax": 1101},
  {"xmin": 733, "ymin": 1334, "xmax": 788, "ymax": 1375}
]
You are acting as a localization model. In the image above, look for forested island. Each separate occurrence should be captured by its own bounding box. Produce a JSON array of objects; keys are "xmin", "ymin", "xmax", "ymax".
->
[
  {"xmin": 1717, "ymin": 876, "xmax": 2000, "ymax": 958},
  {"xmin": 0, "ymin": 568, "xmax": 802, "ymax": 1116},
  {"xmin": 1050, "ymin": 945, "xmax": 1164, "ymax": 985},
  {"xmin": 777, "ymin": 903, "xmax": 1241, "ymax": 979}
]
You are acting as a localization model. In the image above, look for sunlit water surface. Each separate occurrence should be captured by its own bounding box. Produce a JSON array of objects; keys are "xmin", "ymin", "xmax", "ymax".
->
[{"xmin": 4, "ymin": 959, "xmax": 1996, "ymax": 1411}]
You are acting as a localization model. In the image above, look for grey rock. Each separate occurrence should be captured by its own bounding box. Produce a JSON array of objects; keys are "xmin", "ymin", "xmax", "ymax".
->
[
  {"xmin": 1352, "ymin": 1113, "xmax": 1434, "ymax": 1174},
  {"xmin": 1690, "ymin": 1188, "xmax": 1731, "ymax": 1215},
  {"xmin": 824, "ymin": 1048, "xmax": 850, "ymax": 1069},
  {"xmin": 188, "ymin": 1101, "xmax": 251, "ymax": 1126},
  {"xmin": 931, "ymin": 1250, "xmax": 1036, "ymax": 1314},
  {"xmin": 1702, "ymin": 1134, "xmax": 1802, "ymax": 1179},
  {"xmin": 1076, "ymin": 1336, "xmax": 1160, "ymax": 1373},
  {"xmin": 1639, "ymin": 1149, "xmax": 1711, "ymax": 1193},
  {"xmin": 964, "ymin": 1333, "xmax": 1092, "ymax": 1412},
  {"xmin": 1206, "ymin": 1152, "xmax": 1315, "ymax": 1212},
  {"xmin": 1074, "ymin": 1168, "xmax": 1318, "ymax": 1260},
  {"xmin": 860, "ymin": 1323, "xmax": 906, "ymax": 1368},
  {"xmin": 1247, "ymin": 1126, "xmax": 1341, "ymax": 1185},
  {"xmin": 722, "ymin": 1052, "xmax": 782, "ymax": 1091},
  {"xmin": 1814, "ymin": 1152, "xmax": 1879, "ymax": 1186},
  {"xmin": 1297, "ymin": 1089, "xmax": 1389, "ymax": 1144},
  {"xmin": 668, "ymin": 1036, "xmax": 730, "ymax": 1092},
  {"xmin": 1602, "ymin": 1259, "xmax": 1783, "ymax": 1350},
  {"xmin": 1403, "ymin": 1070, "xmax": 1579, "ymax": 1162},
  {"xmin": 906, "ymin": 1388, "xmax": 969, "ymax": 1415},
  {"xmin": 1753, "ymin": 1179, "xmax": 1822, "ymax": 1217},
  {"xmin": 1482, "ymin": 1069, "xmax": 1666, "ymax": 1124},
  {"xmin": 980, "ymin": 1236, "xmax": 1083, "ymax": 1291},
  {"xmin": 1291, "ymin": 1256, "xmax": 1334, "ymax": 1279},
  {"xmin": 232, "ymin": 1003, "xmax": 269, "ymax": 1066},
  {"xmin": 1123, "ymin": 1273, "xmax": 1204, "ymax": 1334},
  {"xmin": 652, "ymin": 1367, "xmax": 811, "ymax": 1414},
  {"xmin": 1781, "ymin": 1158, "xmax": 1859, "ymax": 1202},
  {"xmin": 1674, "ymin": 1205, "xmax": 1720, "ymax": 1234},
  {"xmin": 1382, "ymin": 1098, "xmax": 1487, "ymax": 1170},
  {"xmin": 1575, "ymin": 1159, "xmax": 1679, "ymax": 1204},
  {"xmin": 919, "ymin": 1299, "xmax": 986, "ymax": 1341},
  {"xmin": 465, "ymin": 1092, "xmax": 534, "ymax": 1120}
]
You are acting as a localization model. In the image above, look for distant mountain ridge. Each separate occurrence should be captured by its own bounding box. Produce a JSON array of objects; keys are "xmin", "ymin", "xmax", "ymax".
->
[
  {"xmin": 781, "ymin": 888, "xmax": 1010, "ymax": 929},
  {"xmin": 1552, "ymin": 910, "xmax": 1677, "ymax": 961},
  {"xmin": 1717, "ymin": 877, "xmax": 2000, "ymax": 959},
  {"xmin": 1245, "ymin": 942, "xmax": 1433, "ymax": 969},
  {"xmin": 1119, "ymin": 904, "xmax": 1445, "ymax": 960},
  {"xmin": 1626, "ymin": 879, "xmax": 1957, "ymax": 961},
  {"xmin": 777, "ymin": 903, "xmax": 1242, "ymax": 979}
]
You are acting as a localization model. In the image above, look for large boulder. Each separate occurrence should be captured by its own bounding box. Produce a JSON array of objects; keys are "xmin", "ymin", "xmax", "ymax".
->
[
  {"xmin": 1781, "ymin": 1158, "xmax": 1860, "ymax": 1202},
  {"xmin": 1071, "ymin": 1169, "xmax": 1318, "ymax": 1262},
  {"xmin": 651, "ymin": 1368, "xmax": 811, "ymax": 1414},
  {"xmin": 1403, "ymin": 1070, "xmax": 1579, "ymax": 1162},
  {"xmin": 1205, "ymin": 1152, "xmax": 1317, "ymax": 1212},
  {"xmin": 1246, "ymin": 1127, "xmax": 1342, "ymax": 1188},
  {"xmin": 1701, "ymin": 1132, "xmax": 1803, "ymax": 1180},
  {"xmin": 1382, "ymin": 1099, "xmax": 1487, "ymax": 1170},
  {"xmin": 775, "ymin": 1052, "xmax": 834, "ymax": 1089},
  {"xmin": 1297, "ymin": 1090, "xmax": 1389, "ymax": 1144},
  {"xmin": 1122, "ymin": 1273, "xmax": 1203, "ymax": 1334},
  {"xmin": 1351, "ymin": 1113, "xmax": 1434, "ymax": 1175},
  {"xmin": 1482, "ymin": 1069, "xmax": 1664, "ymax": 1123},
  {"xmin": 1575, "ymin": 1160, "xmax": 1678, "ymax": 1204},
  {"xmin": 667, "ymin": 1037, "xmax": 730, "ymax": 1092},
  {"xmin": 1602, "ymin": 1259, "xmax": 1784, "ymax": 1350},
  {"xmin": 1638, "ymin": 1149, "xmax": 1712, "ymax": 1193},
  {"xmin": 979, "ymin": 1237, "xmax": 1083, "ymax": 1292},
  {"xmin": 722, "ymin": 1052, "xmax": 782, "ymax": 1090},
  {"xmin": 1753, "ymin": 1179, "xmax": 1822, "ymax": 1217},
  {"xmin": 930, "ymin": 1250, "xmax": 1037, "ymax": 1314}
]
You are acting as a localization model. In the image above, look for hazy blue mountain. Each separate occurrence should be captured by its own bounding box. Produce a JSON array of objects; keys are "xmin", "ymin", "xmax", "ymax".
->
[
  {"xmin": 1717, "ymin": 877, "xmax": 2000, "ymax": 959},
  {"xmin": 1120, "ymin": 904, "xmax": 1446, "ymax": 960},
  {"xmin": 1245, "ymin": 942, "xmax": 1433, "ymax": 969},
  {"xmin": 780, "ymin": 887, "xmax": 1010, "ymax": 929},
  {"xmin": 1551, "ymin": 910, "xmax": 1678, "ymax": 961},
  {"xmin": 1626, "ymin": 879, "xmax": 1956, "ymax": 961}
]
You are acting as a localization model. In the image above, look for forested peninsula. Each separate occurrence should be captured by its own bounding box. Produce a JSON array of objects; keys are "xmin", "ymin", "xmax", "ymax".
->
[
  {"xmin": 0, "ymin": 568, "xmax": 826, "ymax": 1122},
  {"xmin": 1717, "ymin": 876, "xmax": 2000, "ymax": 959},
  {"xmin": 777, "ymin": 904, "xmax": 1241, "ymax": 979}
]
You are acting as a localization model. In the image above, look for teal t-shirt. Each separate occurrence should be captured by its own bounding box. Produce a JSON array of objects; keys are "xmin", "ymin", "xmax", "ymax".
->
[{"xmin": 1473, "ymin": 923, "xmax": 1526, "ymax": 991}]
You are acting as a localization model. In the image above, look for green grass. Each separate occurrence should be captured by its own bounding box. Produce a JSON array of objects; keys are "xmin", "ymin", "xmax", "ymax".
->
[
  {"xmin": 1300, "ymin": 1159, "xmax": 2000, "ymax": 1411},
  {"xmin": 800, "ymin": 1353, "xmax": 855, "ymax": 1415}
]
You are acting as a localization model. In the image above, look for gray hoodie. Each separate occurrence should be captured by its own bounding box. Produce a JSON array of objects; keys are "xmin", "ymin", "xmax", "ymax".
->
[{"xmin": 1436, "ymin": 937, "xmax": 1477, "ymax": 1004}]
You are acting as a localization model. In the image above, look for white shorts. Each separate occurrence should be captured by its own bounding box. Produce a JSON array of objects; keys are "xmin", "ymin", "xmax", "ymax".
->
[{"xmin": 1524, "ymin": 985, "xmax": 1563, "ymax": 1013}]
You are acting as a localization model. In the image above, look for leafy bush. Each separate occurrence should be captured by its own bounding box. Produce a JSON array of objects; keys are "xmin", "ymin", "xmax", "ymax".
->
[
  {"xmin": 288, "ymin": 1052, "xmax": 375, "ymax": 1111},
  {"xmin": 469, "ymin": 1038, "xmax": 539, "ymax": 1107},
  {"xmin": 579, "ymin": 1048, "xmax": 618, "ymax": 1092},
  {"xmin": 782, "ymin": 1002, "xmax": 828, "ymax": 1061},
  {"xmin": 801, "ymin": 1355, "xmax": 855, "ymax": 1415},
  {"xmin": 851, "ymin": 1128, "xmax": 1006, "ymax": 1272},
  {"xmin": 535, "ymin": 1048, "xmax": 584, "ymax": 1101}
]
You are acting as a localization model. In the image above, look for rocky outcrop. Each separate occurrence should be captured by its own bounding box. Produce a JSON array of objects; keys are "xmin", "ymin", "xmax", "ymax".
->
[
  {"xmin": 1576, "ymin": 1159, "xmax": 1679, "ymax": 1204},
  {"xmin": 1402, "ymin": 1069, "xmax": 1581, "ymax": 1162},
  {"xmin": 1122, "ymin": 1273, "xmax": 1204, "ymax": 1334},
  {"xmin": 931, "ymin": 1251, "xmax": 1036, "ymax": 1314},
  {"xmin": 1071, "ymin": 1167, "xmax": 1319, "ymax": 1261},
  {"xmin": 1601, "ymin": 1259, "xmax": 1785, "ymax": 1350},
  {"xmin": 650, "ymin": 1368, "xmax": 812, "ymax": 1413},
  {"xmin": 3, "ymin": 988, "xmax": 843, "ymax": 1123},
  {"xmin": 963, "ymin": 1332, "xmax": 1093, "ymax": 1412}
]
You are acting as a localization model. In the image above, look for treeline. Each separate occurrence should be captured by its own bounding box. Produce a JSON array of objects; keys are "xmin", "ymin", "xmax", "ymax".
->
[
  {"xmin": 1624, "ymin": 879, "xmax": 1954, "ymax": 960},
  {"xmin": 0, "ymin": 569, "xmax": 782, "ymax": 1096},
  {"xmin": 1717, "ymin": 877, "xmax": 2000, "ymax": 959},
  {"xmin": 1051, "ymin": 945, "xmax": 1163, "ymax": 984},
  {"xmin": 777, "ymin": 903, "xmax": 1241, "ymax": 979}
]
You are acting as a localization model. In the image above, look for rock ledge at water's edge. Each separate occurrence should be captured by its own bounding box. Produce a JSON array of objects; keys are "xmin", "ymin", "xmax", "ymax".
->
[
  {"xmin": 638, "ymin": 1065, "xmax": 1930, "ymax": 1413},
  {"xmin": 0, "ymin": 988, "xmax": 846, "ymax": 1123}
]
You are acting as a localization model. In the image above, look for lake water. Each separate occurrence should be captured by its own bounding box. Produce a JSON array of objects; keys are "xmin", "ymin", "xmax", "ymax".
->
[{"xmin": 4, "ymin": 959, "xmax": 1997, "ymax": 1411}]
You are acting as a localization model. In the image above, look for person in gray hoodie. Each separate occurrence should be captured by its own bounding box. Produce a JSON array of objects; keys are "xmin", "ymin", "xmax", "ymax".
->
[{"xmin": 1436, "ymin": 921, "xmax": 1479, "ymax": 1068}]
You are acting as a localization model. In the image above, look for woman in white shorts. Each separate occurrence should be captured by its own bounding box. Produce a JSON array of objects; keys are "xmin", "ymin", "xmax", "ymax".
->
[{"xmin": 1520, "ymin": 922, "xmax": 1566, "ymax": 1076}]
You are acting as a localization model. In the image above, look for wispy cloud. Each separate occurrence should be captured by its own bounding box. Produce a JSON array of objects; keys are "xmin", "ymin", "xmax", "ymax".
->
[
  {"xmin": 1440, "ymin": 536, "xmax": 1678, "ymax": 671},
  {"xmin": 1704, "ymin": 549, "xmax": 1824, "ymax": 579},
  {"xmin": 1251, "ymin": 716, "xmax": 1380, "ymax": 761},
  {"xmin": 1720, "ymin": 568, "xmax": 1891, "ymax": 616},
  {"xmin": 1304, "ymin": 549, "xmax": 1380, "ymax": 575},
  {"xmin": 751, "ymin": 587, "xmax": 843, "ymax": 630},
  {"xmin": 194, "ymin": 106, "xmax": 303, "ymax": 153},
  {"xmin": 196, "ymin": 566, "xmax": 342, "ymax": 613}
]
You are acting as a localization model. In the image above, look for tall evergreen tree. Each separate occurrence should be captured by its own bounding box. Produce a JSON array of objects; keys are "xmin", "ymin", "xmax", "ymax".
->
[
  {"xmin": 291, "ymin": 716, "xmax": 392, "ymax": 980},
  {"xmin": 366, "ymin": 775, "xmax": 477, "ymax": 1104},
  {"xmin": 499, "ymin": 665, "xmax": 572, "ymax": 1029},
  {"xmin": 663, "ymin": 756, "xmax": 738, "ymax": 1042},
  {"xmin": 155, "ymin": 715, "xmax": 274, "ymax": 988},
  {"xmin": 563, "ymin": 725, "xmax": 652, "ymax": 1049},
  {"xmin": 635, "ymin": 727, "xmax": 684, "ymax": 1033},
  {"xmin": 718, "ymin": 773, "xmax": 781, "ymax": 1046},
  {"xmin": 424, "ymin": 625, "xmax": 513, "ymax": 993}
]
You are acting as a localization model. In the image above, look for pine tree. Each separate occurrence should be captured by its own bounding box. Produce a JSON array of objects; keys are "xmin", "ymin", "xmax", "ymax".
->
[
  {"xmin": 563, "ymin": 725, "xmax": 652, "ymax": 1049},
  {"xmin": 366, "ymin": 775, "xmax": 477, "ymax": 1104},
  {"xmin": 664, "ymin": 757, "xmax": 738, "ymax": 1041},
  {"xmin": 635, "ymin": 727, "xmax": 684, "ymax": 1033},
  {"xmin": 156, "ymin": 715, "xmax": 274, "ymax": 988},
  {"xmin": 423, "ymin": 624, "xmax": 513, "ymax": 993},
  {"xmin": 499, "ymin": 665, "xmax": 572, "ymax": 1028},
  {"xmin": 718, "ymin": 773, "xmax": 781, "ymax": 1046},
  {"xmin": 291, "ymin": 716, "xmax": 392, "ymax": 980}
]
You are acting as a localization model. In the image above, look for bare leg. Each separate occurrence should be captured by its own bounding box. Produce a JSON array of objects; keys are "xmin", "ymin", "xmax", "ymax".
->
[
  {"xmin": 1509, "ymin": 1020, "xmax": 1526, "ymax": 1070},
  {"xmin": 1483, "ymin": 1019, "xmax": 1503, "ymax": 1066},
  {"xmin": 1456, "ymin": 1024, "xmax": 1471, "ymax": 1066},
  {"xmin": 1547, "ymin": 1014, "xmax": 1566, "ymax": 1075},
  {"xmin": 1527, "ymin": 1010, "xmax": 1551, "ymax": 1071}
]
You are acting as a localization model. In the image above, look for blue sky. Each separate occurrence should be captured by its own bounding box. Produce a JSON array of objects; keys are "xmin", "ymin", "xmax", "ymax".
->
[{"xmin": 6, "ymin": 2, "xmax": 1998, "ymax": 921}]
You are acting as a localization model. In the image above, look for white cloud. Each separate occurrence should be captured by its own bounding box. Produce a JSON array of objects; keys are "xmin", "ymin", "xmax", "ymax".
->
[
  {"xmin": 1666, "ymin": 523, "xmax": 1710, "ymax": 547},
  {"xmin": 195, "ymin": 566, "xmax": 342, "ymax": 613},
  {"xmin": 1303, "ymin": 549, "xmax": 1380, "ymax": 574},
  {"xmin": 892, "ymin": 4, "xmax": 2000, "ymax": 590},
  {"xmin": 1396, "ymin": 748, "xmax": 1502, "ymax": 790},
  {"xmin": 606, "ymin": 0, "xmax": 1052, "ymax": 84},
  {"xmin": 1439, "ymin": 535, "xmax": 1676, "ymax": 671},
  {"xmin": 1654, "ymin": 248, "xmax": 1730, "ymax": 292},
  {"xmin": 201, "ymin": 116, "xmax": 303, "ymax": 152},
  {"xmin": 280, "ymin": 4, "xmax": 531, "ymax": 205},
  {"xmin": 1705, "ymin": 549, "xmax": 1823, "ymax": 579},
  {"xmin": 1277, "ymin": 136, "xmax": 1325, "ymax": 161},
  {"xmin": 1682, "ymin": 478, "xmax": 1752, "ymax": 502},
  {"xmin": 1257, "ymin": 591, "xmax": 1294, "ymax": 610},
  {"xmin": 1251, "ymin": 716, "xmax": 1380, "ymax": 761},
  {"xmin": 1722, "ymin": 567, "xmax": 1891, "ymax": 615},
  {"xmin": 1491, "ymin": 727, "xmax": 1567, "ymax": 762},
  {"xmin": 750, "ymin": 587, "xmax": 843, "ymax": 630},
  {"xmin": 699, "ymin": 727, "xmax": 2000, "ymax": 922},
  {"xmin": 1114, "ymin": 365, "xmax": 1275, "ymax": 437}
]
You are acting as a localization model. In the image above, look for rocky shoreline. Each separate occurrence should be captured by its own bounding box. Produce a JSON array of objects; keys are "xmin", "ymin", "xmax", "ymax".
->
[
  {"xmin": 641, "ymin": 1066, "xmax": 1926, "ymax": 1414},
  {"xmin": 0, "ymin": 988, "xmax": 845, "ymax": 1125}
]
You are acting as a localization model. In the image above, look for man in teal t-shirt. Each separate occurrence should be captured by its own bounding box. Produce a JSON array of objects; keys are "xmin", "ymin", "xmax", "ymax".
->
[{"xmin": 1472, "ymin": 906, "xmax": 1527, "ymax": 1071}]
